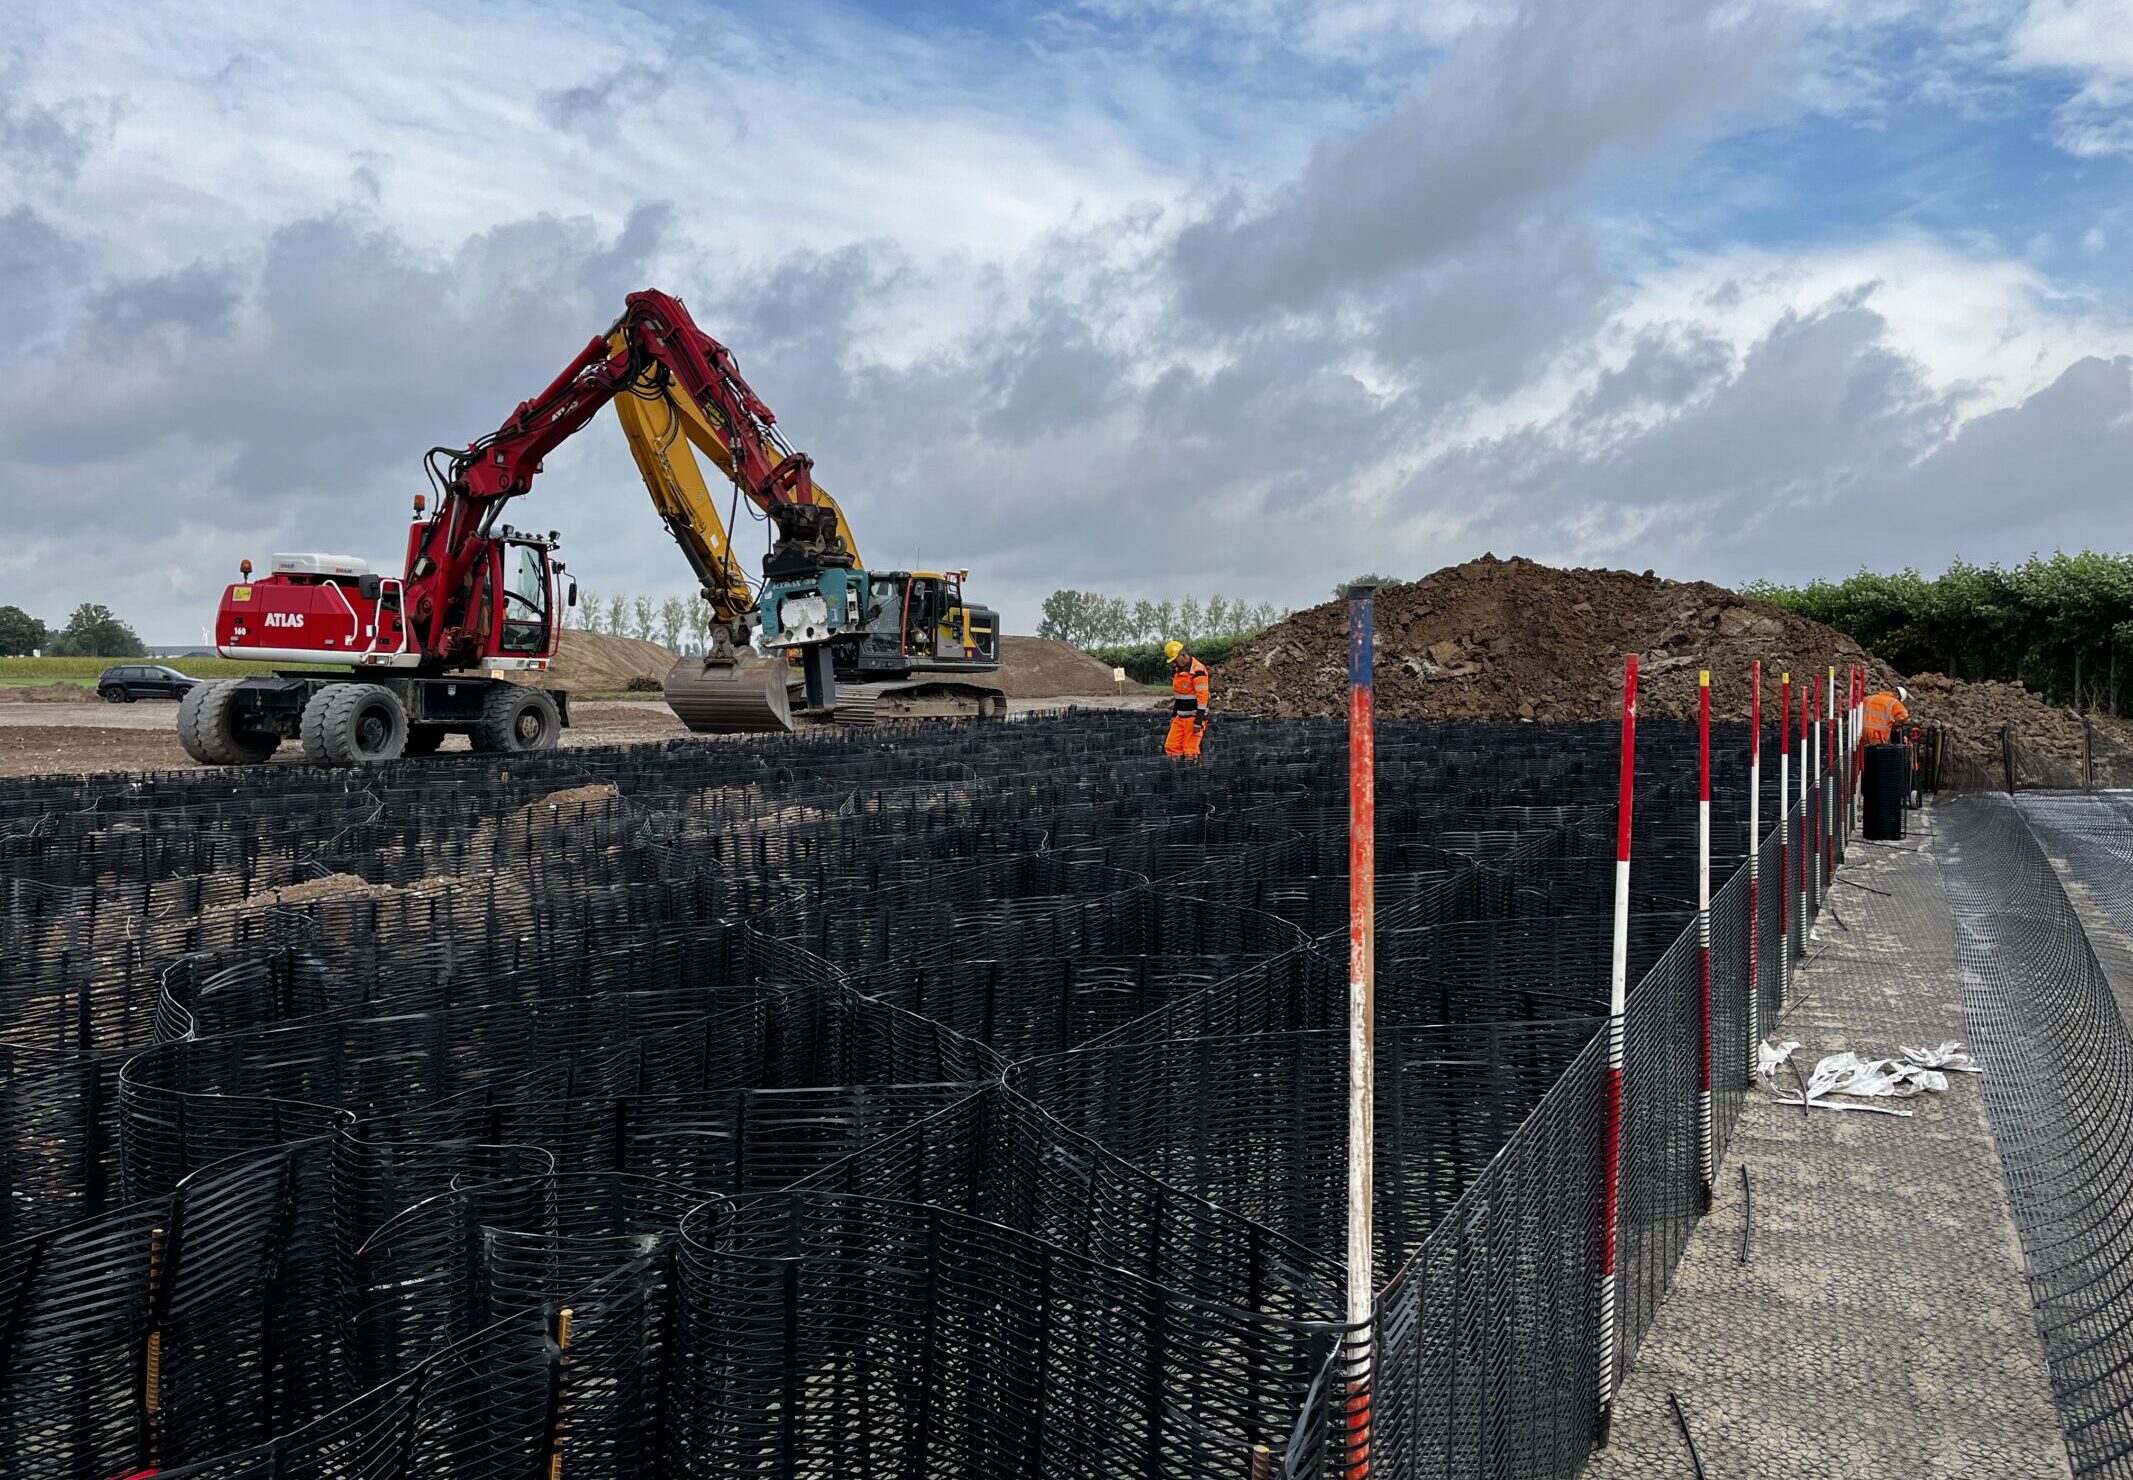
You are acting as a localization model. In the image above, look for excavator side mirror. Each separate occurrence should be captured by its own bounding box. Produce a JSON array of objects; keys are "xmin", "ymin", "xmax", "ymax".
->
[
  {"xmin": 358, "ymin": 574, "xmax": 384, "ymax": 601},
  {"xmin": 566, "ymin": 579, "xmax": 578, "ymax": 609}
]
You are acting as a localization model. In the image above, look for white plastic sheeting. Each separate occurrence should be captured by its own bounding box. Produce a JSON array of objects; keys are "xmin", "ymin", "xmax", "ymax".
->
[
  {"xmin": 1756, "ymin": 1040, "xmax": 1960, "ymax": 1116},
  {"xmin": 1900, "ymin": 1040, "xmax": 1981, "ymax": 1074}
]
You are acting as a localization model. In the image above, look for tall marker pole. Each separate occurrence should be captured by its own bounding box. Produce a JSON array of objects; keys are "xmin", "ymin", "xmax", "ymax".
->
[
  {"xmin": 1747, "ymin": 662, "xmax": 1762, "ymax": 1067},
  {"xmin": 1854, "ymin": 667, "xmax": 1866, "ymax": 834},
  {"xmin": 1844, "ymin": 668, "xmax": 1855, "ymax": 837},
  {"xmin": 1344, "ymin": 583, "xmax": 1377, "ymax": 1479},
  {"xmin": 1778, "ymin": 673, "xmax": 1791, "ymax": 1011},
  {"xmin": 1843, "ymin": 667, "xmax": 1855, "ymax": 842},
  {"xmin": 1803, "ymin": 678, "xmax": 1816, "ymax": 919},
  {"xmin": 1598, "ymin": 652, "xmax": 1638, "ymax": 1444},
  {"xmin": 1824, "ymin": 667, "xmax": 1836, "ymax": 883},
  {"xmin": 1812, "ymin": 676, "xmax": 1825, "ymax": 901},
  {"xmin": 1696, "ymin": 669, "xmax": 1713, "ymax": 1212}
]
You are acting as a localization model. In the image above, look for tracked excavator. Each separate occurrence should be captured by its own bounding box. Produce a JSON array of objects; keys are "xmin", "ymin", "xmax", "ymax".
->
[{"xmin": 180, "ymin": 289, "xmax": 1003, "ymax": 765}]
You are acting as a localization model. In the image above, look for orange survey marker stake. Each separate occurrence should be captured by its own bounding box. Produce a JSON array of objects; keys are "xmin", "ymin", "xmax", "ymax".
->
[{"xmin": 1343, "ymin": 581, "xmax": 1377, "ymax": 1477}]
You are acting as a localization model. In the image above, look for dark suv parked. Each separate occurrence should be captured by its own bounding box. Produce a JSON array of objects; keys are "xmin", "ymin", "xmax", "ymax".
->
[{"xmin": 97, "ymin": 664, "xmax": 202, "ymax": 702}]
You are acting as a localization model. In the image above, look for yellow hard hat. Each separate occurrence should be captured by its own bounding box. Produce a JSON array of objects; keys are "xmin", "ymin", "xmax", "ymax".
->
[{"xmin": 1163, "ymin": 640, "xmax": 1184, "ymax": 661}]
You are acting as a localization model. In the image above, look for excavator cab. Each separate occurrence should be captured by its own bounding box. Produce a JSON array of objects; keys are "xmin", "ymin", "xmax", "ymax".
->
[
  {"xmin": 476, "ymin": 527, "xmax": 564, "ymax": 663},
  {"xmin": 901, "ymin": 572, "xmax": 998, "ymax": 666}
]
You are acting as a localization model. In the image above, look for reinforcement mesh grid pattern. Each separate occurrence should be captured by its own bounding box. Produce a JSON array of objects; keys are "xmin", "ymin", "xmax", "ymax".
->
[
  {"xmin": 1944, "ymin": 793, "xmax": 2133, "ymax": 1476},
  {"xmin": 0, "ymin": 710, "xmax": 1819, "ymax": 1480}
]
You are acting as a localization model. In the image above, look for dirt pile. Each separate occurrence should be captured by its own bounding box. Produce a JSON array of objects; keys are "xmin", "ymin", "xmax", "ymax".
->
[
  {"xmin": 1217, "ymin": 555, "xmax": 2133, "ymax": 770},
  {"xmin": 543, "ymin": 630, "xmax": 677, "ymax": 693},
  {"xmin": 992, "ymin": 637, "xmax": 1121, "ymax": 699},
  {"xmin": 1222, "ymin": 557, "xmax": 1896, "ymax": 726},
  {"xmin": 1900, "ymin": 673, "xmax": 2133, "ymax": 774}
]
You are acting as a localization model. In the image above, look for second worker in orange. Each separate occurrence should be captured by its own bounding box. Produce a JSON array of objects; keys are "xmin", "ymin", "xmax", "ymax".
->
[{"xmin": 1163, "ymin": 639, "xmax": 1210, "ymax": 759}]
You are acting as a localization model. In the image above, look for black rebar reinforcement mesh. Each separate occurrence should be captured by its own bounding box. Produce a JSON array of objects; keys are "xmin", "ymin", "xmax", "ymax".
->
[
  {"xmin": 0, "ymin": 709, "xmax": 1844, "ymax": 1479},
  {"xmin": 1944, "ymin": 791, "xmax": 2133, "ymax": 1476}
]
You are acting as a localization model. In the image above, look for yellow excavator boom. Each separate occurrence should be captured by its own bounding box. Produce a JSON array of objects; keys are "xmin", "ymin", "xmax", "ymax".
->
[{"xmin": 609, "ymin": 335, "xmax": 862, "ymax": 626}]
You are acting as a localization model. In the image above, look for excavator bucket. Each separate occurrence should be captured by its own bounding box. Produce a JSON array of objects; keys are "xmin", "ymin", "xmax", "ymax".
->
[{"xmin": 663, "ymin": 650, "xmax": 794, "ymax": 734}]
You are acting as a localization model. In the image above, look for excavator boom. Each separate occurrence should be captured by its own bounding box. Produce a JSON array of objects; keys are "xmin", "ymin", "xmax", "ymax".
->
[{"xmin": 203, "ymin": 289, "xmax": 1000, "ymax": 758}]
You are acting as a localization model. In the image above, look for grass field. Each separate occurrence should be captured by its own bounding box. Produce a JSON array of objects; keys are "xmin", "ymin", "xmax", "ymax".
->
[{"xmin": 0, "ymin": 656, "xmax": 293, "ymax": 688}]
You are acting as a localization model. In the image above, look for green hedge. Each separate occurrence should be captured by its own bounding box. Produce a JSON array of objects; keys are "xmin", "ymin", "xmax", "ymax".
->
[
  {"xmin": 1746, "ymin": 552, "xmax": 2133, "ymax": 714},
  {"xmin": 1088, "ymin": 633, "xmax": 1256, "ymax": 685}
]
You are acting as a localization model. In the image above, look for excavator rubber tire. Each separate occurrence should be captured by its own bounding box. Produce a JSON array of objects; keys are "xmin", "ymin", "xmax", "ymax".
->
[
  {"xmin": 177, "ymin": 680, "xmax": 280, "ymax": 766},
  {"xmin": 301, "ymin": 684, "xmax": 408, "ymax": 766},
  {"xmin": 472, "ymin": 684, "xmax": 561, "ymax": 754},
  {"xmin": 401, "ymin": 725, "xmax": 450, "ymax": 757},
  {"xmin": 663, "ymin": 655, "xmax": 794, "ymax": 735}
]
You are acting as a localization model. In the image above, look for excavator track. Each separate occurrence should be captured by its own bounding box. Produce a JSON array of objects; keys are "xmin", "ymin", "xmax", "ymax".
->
[
  {"xmin": 811, "ymin": 680, "xmax": 1006, "ymax": 726},
  {"xmin": 663, "ymin": 655, "xmax": 795, "ymax": 734},
  {"xmin": 664, "ymin": 656, "xmax": 1003, "ymax": 734}
]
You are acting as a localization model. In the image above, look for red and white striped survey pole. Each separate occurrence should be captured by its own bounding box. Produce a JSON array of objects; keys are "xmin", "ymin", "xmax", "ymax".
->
[
  {"xmin": 1824, "ymin": 667, "xmax": 1837, "ymax": 881},
  {"xmin": 1598, "ymin": 652, "xmax": 1637, "ymax": 1445},
  {"xmin": 1747, "ymin": 662, "xmax": 1762, "ymax": 1073},
  {"xmin": 1841, "ymin": 666, "xmax": 1854, "ymax": 843},
  {"xmin": 1777, "ymin": 672, "xmax": 1791, "ymax": 1011},
  {"xmin": 1811, "ymin": 675, "xmax": 1825, "ymax": 897},
  {"xmin": 1802, "ymin": 678, "xmax": 1816, "ymax": 916},
  {"xmin": 1696, "ymin": 670, "xmax": 1713, "ymax": 1211},
  {"xmin": 1852, "ymin": 666, "xmax": 1865, "ymax": 834},
  {"xmin": 1345, "ymin": 582, "xmax": 1376, "ymax": 1478}
]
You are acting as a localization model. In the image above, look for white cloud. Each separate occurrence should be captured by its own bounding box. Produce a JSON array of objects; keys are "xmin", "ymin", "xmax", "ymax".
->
[
  {"xmin": 2006, "ymin": 0, "xmax": 2133, "ymax": 153},
  {"xmin": 2009, "ymin": 0, "xmax": 2133, "ymax": 80},
  {"xmin": 1, "ymin": 0, "xmax": 2129, "ymax": 640},
  {"xmin": 12, "ymin": 0, "xmax": 1198, "ymax": 340}
]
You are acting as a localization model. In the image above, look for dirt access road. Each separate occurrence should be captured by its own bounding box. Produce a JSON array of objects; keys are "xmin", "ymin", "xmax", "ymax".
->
[{"xmin": 0, "ymin": 696, "xmax": 1159, "ymax": 777}]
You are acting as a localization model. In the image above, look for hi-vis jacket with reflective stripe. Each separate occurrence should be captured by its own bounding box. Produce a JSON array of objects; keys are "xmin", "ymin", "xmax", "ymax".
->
[
  {"xmin": 1864, "ymin": 690, "xmax": 1908, "ymax": 745},
  {"xmin": 1172, "ymin": 657, "xmax": 1211, "ymax": 718}
]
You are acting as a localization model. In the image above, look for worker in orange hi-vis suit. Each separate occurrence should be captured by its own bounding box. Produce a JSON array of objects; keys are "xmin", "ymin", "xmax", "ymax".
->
[
  {"xmin": 1863, "ymin": 685, "xmax": 1910, "ymax": 745},
  {"xmin": 1163, "ymin": 639, "xmax": 1211, "ymax": 758}
]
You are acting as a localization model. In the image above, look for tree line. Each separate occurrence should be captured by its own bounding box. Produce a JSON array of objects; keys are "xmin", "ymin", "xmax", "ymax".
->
[
  {"xmin": 0, "ymin": 603, "xmax": 145, "ymax": 658},
  {"xmin": 1746, "ymin": 551, "xmax": 2133, "ymax": 715},
  {"xmin": 1037, "ymin": 591, "xmax": 1287, "ymax": 649},
  {"xmin": 566, "ymin": 592, "xmax": 718, "ymax": 653}
]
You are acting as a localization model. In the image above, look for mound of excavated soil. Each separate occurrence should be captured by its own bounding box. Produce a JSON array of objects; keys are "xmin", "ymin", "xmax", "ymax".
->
[
  {"xmin": 1220, "ymin": 555, "xmax": 2133, "ymax": 771},
  {"xmin": 1222, "ymin": 557, "xmax": 1895, "ymax": 726},
  {"xmin": 992, "ymin": 637, "xmax": 1121, "ymax": 699},
  {"xmin": 1900, "ymin": 673, "xmax": 2133, "ymax": 774},
  {"xmin": 543, "ymin": 630, "xmax": 677, "ymax": 693}
]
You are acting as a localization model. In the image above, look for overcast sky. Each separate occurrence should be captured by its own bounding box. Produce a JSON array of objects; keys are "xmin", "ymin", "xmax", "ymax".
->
[{"xmin": 2, "ymin": 0, "xmax": 2129, "ymax": 638}]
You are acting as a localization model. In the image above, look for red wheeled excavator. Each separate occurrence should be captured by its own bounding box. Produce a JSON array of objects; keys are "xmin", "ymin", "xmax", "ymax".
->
[{"xmin": 179, "ymin": 289, "xmax": 1002, "ymax": 766}]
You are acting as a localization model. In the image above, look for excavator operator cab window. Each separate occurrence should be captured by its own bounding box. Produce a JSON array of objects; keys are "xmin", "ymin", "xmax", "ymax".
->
[
  {"xmin": 903, "ymin": 578, "xmax": 935, "ymax": 655},
  {"xmin": 498, "ymin": 541, "xmax": 551, "ymax": 654}
]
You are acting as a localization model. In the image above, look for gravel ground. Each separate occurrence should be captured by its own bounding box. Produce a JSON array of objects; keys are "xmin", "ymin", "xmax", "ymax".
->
[{"xmin": 0, "ymin": 695, "xmax": 1161, "ymax": 777}]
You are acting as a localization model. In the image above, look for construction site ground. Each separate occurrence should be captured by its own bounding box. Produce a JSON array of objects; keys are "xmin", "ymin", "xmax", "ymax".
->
[
  {"xmin": 1584, "ymin": 808, "xmax": 2071, "ymax": 1477},
  {"xmin": 0, "ymin": 694, "xmax": 1161, "ymax": 777}
]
